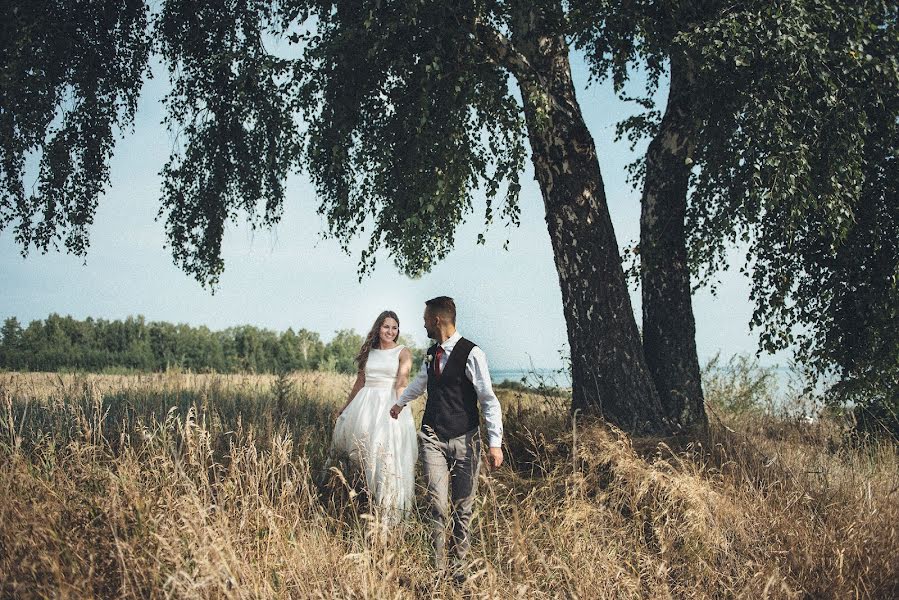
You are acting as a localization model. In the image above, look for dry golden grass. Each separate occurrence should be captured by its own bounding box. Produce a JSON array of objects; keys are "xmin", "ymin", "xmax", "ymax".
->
[
  {"xmin": 0, "ymin": 371, "xmax": 353, "ymax": 404},
  {"xmin": 1, "ymin": 371, "xmax": 897, "ymax": 598}
]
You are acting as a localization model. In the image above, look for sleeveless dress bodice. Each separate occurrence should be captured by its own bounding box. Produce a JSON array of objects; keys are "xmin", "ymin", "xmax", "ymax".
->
[{"xmin": 363, "ymin": 345, "xmax": 404, "ymax": 388}]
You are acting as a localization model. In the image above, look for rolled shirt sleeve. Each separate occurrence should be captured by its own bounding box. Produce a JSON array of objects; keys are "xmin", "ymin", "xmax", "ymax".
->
[
  {"xmin": 396, "ymin": 360, "xmax": 428, "ymax": 407},
  {"xmin": 465, "ymin": 346, "xmax": 504, "ymax": 448}
]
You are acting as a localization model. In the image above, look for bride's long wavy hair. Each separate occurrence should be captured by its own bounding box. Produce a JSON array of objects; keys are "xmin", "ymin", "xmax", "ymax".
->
[{"xmin": 355, "ymin": 310, "xmax": 400, "ymax": 372}]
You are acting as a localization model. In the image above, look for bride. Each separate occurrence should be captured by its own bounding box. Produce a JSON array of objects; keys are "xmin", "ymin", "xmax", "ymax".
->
[{"xmin": 330, "ymin": 310, "xmax": 417, "ymax": 524}]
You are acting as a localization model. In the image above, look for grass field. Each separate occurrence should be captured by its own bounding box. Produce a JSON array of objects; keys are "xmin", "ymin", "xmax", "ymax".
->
[{"xmin": 1, "ymin": 370, "xmax": 897, "ymax": 598}]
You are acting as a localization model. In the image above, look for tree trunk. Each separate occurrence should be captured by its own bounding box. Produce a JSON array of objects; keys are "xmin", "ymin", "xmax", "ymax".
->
[
  {"xmin": 509, "ymin": 9, "xmax": 670, "ymax": 435},
  {"xmin": 639, "ymin": 53, "xmax": 707, "ymax": 430}
]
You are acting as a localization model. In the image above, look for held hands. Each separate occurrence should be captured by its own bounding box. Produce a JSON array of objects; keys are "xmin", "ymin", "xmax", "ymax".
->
[
  {"xmin": 486, "ymin": 446, "xmax": 504, "ymax": 470},
  {"xmin": 389, "ymin": 403, "xmax": 404, "ymax": 419}
]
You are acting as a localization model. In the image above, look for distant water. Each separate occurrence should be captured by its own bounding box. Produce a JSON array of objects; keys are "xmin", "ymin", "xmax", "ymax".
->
[
  {"xmin": 491, "ymin": 368, "xmax": 572, "ymax": 388},
  {"xmin": 492, "ymin": 365, "xmax": 797, "ymax": 392}
]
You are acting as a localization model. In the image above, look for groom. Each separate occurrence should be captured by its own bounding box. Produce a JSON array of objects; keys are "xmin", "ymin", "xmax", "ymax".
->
[{"xmin": 389, "ymin": 296, "xmax": 504, "ymax": 579}]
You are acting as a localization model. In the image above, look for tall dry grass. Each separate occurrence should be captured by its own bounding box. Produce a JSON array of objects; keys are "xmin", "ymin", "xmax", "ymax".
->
[{"xmin": 0, "ymin": 370, "xmax": 896, "ymax": 598}]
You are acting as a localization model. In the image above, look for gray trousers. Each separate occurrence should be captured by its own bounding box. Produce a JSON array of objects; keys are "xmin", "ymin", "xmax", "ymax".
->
[{"xmin": 419, "ymin": 426, "xmax": 481, "ymax": 570}]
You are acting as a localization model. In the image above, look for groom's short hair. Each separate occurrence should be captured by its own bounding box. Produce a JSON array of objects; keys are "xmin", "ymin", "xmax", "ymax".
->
[{"xmin": 425, "ymin": 296, "xmax": 456, "ymax": 324}]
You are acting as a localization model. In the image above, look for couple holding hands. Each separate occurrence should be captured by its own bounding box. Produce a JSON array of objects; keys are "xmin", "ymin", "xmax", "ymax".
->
[{"xmin": 329, "ymin": 296, "xmax": 504, "ymax": 580}]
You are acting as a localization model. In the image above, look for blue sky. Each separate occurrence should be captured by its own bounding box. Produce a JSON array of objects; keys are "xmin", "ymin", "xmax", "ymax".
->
[{"xmin": 0, "ymin": 50, "xmax": 788, "ymax": 372}]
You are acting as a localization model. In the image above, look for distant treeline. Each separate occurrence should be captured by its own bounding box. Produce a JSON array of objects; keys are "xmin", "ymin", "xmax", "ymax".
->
[{"xmin": 0, "ymin": 314, "xmax": 423, "ymax": 374}]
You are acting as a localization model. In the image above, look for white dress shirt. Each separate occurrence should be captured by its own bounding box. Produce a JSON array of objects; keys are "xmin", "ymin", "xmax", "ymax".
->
[{"xmin": 396, "ymin": 331, "xmax": 504, "ymax": 448}]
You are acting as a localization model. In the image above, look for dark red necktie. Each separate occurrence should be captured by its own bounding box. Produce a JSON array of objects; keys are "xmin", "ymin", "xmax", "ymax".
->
[{"xmin": 434, "ymin": 346, "xmax": 444, "ymax": 377}]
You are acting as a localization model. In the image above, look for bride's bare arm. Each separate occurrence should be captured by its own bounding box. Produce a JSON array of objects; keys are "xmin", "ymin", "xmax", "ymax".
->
[
  {"xmin": 393, "ymin": 348, "xmax": 413, "ymax": 399},
  {"xmin": 337, "ymin": 370, "xmax": 365, "ymax": 417}
]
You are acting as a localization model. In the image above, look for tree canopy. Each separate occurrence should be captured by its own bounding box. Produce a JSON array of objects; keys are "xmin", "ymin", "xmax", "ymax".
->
[
  {"xmin": 1, "ymin": 0, "xmax": 150, "ymax": 257},
  {"xmin": 682, "ymin": 1, "xmax": 898, "ymax": 404},
  {"xmin": 573, "ymin": 0, "xmax": 898, "ymax": 403}
]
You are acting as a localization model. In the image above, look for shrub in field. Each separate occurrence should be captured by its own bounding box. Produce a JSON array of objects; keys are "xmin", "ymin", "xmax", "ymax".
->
[{"xmin": 702, "ymin": 353, "xmax": 779, "ymax": 416}]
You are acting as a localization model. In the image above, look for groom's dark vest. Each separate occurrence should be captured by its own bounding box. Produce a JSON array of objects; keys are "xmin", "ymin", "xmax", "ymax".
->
[{"xmin": 422, "ymin": 338, "xmax": 480, "ymax": 440}]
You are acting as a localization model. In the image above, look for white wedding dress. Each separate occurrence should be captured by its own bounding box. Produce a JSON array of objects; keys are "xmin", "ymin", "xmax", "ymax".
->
[{"xmin": 329, "ymin": 345, "xmax": 417, "ymax": 524}]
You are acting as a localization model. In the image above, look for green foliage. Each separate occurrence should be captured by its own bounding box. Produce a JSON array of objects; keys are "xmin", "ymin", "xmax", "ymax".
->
[
  {"xmin": 679, "ymin": 1, "xmax": 899, "ymax": 405},
  {"xmin": 0, "ymin": 317, "xmax": 24, "ymax": 370},
  {"xmin": 0, "ymin": 313, "xmax": 394, "ymax": 375},
  {"xmin": 398, "ymin": 334, "xmax": 426, "ymax": 368},
  {"xmin": 702, "ymin": 353, "xmax": 778, "ymax": 417},
  {"xmin": 849, "ymin": 386, "xmax": 899, "ymax": 441},
  {"xmin": 322, "ymin": 329, "xmax": 363, "ymax": 373},
  {"xmin": 291, "ymin": 0, "xmax": 526, "ymax": 278},
  {"xmin": 571, "ymin": 0, "xmax": 722, "ymax": 181},
  {"xmin": 0, "ymin": 0, "xmax": 151, "ymax": 257},
  {"xmin": 573, "ymin": 0, "xmax": 898, "ymax": 410},
  {"xmin": 154, "ymin": 1, "xmax": 303, "ymax": 286},
  {"xmin": 571, "ymin": 0, "xmax": 690, "ymax": 99},
  {"xmin": 2, "ymin": 1, "xmax": 526, "ymax": 285}
]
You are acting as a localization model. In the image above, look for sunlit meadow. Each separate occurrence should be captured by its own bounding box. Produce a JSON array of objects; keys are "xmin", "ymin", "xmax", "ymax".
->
[{"xmin": 1, "ymin": 365, "xmax": 897, "ymax": 598}]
